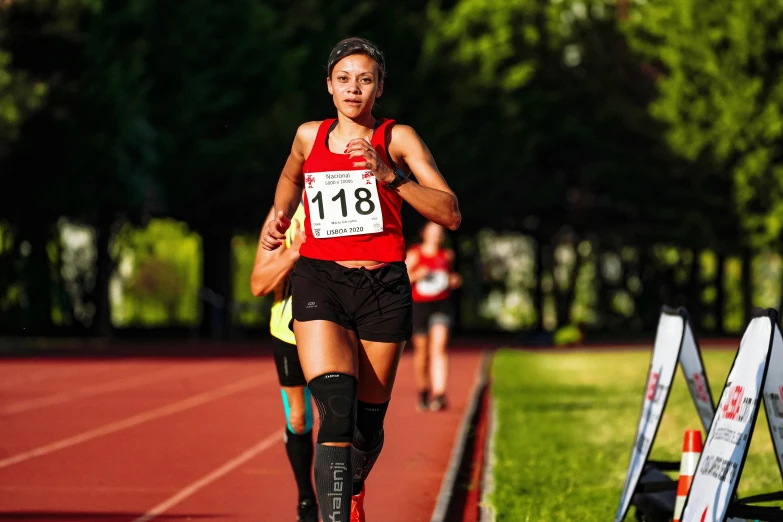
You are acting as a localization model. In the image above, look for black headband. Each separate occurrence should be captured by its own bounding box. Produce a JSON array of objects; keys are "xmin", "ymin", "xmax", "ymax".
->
[{"xmin": 327, "ymin": 38, "xmax": 386, "ymax": 79}]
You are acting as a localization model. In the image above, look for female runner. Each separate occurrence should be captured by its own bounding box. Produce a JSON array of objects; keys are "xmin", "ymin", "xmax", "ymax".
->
[{"xmin": 261, "ymin": 37, "xmax": 461, "ymax": 522}]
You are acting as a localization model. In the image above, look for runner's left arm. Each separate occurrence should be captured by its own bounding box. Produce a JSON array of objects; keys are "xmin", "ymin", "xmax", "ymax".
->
[{"xmin": 377, "ymin": 126, "xmax": 460, "ymax": 230}]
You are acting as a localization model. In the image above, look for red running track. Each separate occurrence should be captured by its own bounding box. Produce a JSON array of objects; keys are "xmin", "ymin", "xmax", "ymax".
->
[{"xmin": 0, "ymin": 345, "xmax": 483, "ymax": 522}]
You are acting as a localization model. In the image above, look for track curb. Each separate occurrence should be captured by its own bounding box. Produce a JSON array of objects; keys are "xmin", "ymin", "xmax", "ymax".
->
[
  {"xmin": 430, "ymin": 349, "xmax": 492, "ymax": 522},
  {"xmin": 478, "ymin": 390, "xmax": 497, "ymax": 522}
]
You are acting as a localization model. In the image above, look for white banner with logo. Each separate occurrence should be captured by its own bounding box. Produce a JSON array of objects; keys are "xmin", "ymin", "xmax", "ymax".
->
[
  {"xmin": 615, "ymin": 311, "xmax": 685, "ymax": 522},
  {"xmin": 681, "ymin": 313, "xmax": 776, "ymax": 522},
  {"xmin": 679, "ymin": 320, "xmax": 716, "ymax": 433},
  {"xmin": 762, "ymin": 323, "xmax": 783, "ymax": 481}
]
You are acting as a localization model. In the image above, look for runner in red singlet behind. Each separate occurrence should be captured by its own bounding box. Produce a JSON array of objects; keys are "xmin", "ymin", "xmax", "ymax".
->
[
  {"xmin": 260, "ymin": 37, "xmax": 461, "ymax": 522},
  {"xmin": 406, "ymin": 221, "xmax": 462, "ymax": 412}
]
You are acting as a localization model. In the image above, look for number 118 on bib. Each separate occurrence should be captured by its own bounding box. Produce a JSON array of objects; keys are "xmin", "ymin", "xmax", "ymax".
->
[{"xmin": 304, "ymin": 170, "xmax": 385, "ymax": 238}]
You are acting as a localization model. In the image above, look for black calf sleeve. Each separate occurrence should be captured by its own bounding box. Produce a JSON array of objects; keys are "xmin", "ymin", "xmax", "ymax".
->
[
  {"xmin": 315, "ymin": 444, "xmax": 352, "ymax": 522},
  {"xmin": 284, "ymin": 429, "xmax": 316, "ymax": 502},
  {"xmin": 308, "ymin": 373, "xmax": 357, "ymax": 444}
]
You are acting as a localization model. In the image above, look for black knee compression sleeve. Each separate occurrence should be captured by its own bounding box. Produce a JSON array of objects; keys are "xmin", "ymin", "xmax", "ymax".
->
[
  {"xmin": 309, "ymin": 373, "xmax": 357, "ymax": 522},
  {"xmin": 352, "ymin": 400, "xmax": 390, "ymax": 495},
  {"xmin": 354, "ymin": 400, "xmax": 389, "ymax": 449},
  {"xmin": 308, "ymin": 373, "xmax": 357, "ymax": 444}
]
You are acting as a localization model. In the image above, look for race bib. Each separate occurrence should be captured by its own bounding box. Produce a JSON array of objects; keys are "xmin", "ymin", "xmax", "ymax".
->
[
  {"xmin": 304, "ymin": 170, "xmax": 384, "ymax": 238},
  {"xmin": 416, "ymin": 270, "xmax": 449, "ymax": 296}
]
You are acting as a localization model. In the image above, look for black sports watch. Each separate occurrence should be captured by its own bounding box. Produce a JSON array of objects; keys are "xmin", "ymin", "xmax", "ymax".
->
[{"xmin": 384, "ymin": 168, "xmax": 409, "ymax": 190}]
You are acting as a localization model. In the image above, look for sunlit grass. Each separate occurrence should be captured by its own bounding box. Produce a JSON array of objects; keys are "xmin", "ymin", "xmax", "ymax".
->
[{"xmin": 489, "ymin": 348, "xmax": 781, "ymax": 521}]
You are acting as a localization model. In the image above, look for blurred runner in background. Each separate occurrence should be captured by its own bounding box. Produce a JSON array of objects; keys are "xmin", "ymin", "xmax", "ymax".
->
[{"xmin": 406, "ymin": 221, "xmax": 462, "ymax": 412}]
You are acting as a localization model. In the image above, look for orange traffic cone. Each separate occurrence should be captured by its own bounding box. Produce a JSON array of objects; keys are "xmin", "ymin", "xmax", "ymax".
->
[{"xmin": 673, "ymin": 429, "xmax": 703, "ymax": 522}]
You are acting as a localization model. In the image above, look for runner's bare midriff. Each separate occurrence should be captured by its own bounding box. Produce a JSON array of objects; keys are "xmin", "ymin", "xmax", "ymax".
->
[{"xmin": 336, "ymin": 260, "xmax": 387, "ymax": 269}]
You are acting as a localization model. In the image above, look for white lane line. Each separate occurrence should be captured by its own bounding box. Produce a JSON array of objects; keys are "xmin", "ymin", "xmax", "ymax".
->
[
  {"xmin": 0, "ymin": 365, "xmax": 221, "ymax": 416},
  {"xmin": 131, "ymin": 431, "xmax": 282, "ymax": 522},
  {"xmin": 0, "ymin": 366, "xmax": 112, "ymax": 390},
  {"xmin": 0, "ymin": 372, "xmax": 273, "ymax": 470}
]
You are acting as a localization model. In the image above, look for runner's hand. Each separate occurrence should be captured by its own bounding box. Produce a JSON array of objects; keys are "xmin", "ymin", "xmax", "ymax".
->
[
  {"xmin": 411, "ymin": 265, "xmax": 430, "ymax": 282},
  {"xmin": 449, "ymin": 273, "xmax": 463, "ymax": 289},
  {"xmin": 346, "ymin": 137, "xmax": 395, "ymax": 183},
  {"xmin": 261, "ymin": 211, "xmax": 291, "ymax": 251}
]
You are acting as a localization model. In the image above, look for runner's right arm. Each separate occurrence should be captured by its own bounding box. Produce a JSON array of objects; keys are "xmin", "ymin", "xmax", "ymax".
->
[
  {"xmin": 251, "ymin": 206, "xmax": 303, "ymax": 296},
  {"xmin": 262, "ymin": 122, "xmax": 319, "ymax": 251}
]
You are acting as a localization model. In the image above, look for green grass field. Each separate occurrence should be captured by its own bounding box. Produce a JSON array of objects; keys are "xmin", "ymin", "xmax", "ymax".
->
[{"xmin": 488, "ymin": 348, "xmax": 782, "ymax": 521}]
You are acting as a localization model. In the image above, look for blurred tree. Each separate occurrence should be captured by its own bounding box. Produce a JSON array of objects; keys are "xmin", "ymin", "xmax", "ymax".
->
[
  {"xmin": 2, "ymin": 0, "xmax": 160, "ymax": 335},
  {"xmin": 128, "ymin": 258, "xmax": 184, "ymax": 322},
  {"xmin": 421, "ymin": 0, "xmax": 740, "ymax": 333},
  {"xmin": 625, "ymin": 0, "xmax": 783, "ymax": 245},
  {"xmin": 111, "ymin": 219, "xmax": 201, "ymax": 327},
  {"xmin": 0, "ymin": 15, "xmax": 47, "ymax": 160},
  {"xmin": 424, "ymin": 0, "xmax": 739, "ymax": 242},
  {"xmin": 624, "ymin": 0, "xmax": 783, "ymax": 320},
  {"xmin": 232, "ymin": 233, "xmax": 272, "ymax": 328},
  {"xmin": 0, "ymin": 0, "xmax": 96, "ymax": 333},
  {"xmin": 136, "ymin": 0, "xmax": 314, "ymax": 338}
]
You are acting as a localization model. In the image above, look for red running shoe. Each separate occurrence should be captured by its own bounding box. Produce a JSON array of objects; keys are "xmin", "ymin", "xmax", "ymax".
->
[{"xmin": 350, "ymin": 484, "xmax": 366, "ymax": 522}]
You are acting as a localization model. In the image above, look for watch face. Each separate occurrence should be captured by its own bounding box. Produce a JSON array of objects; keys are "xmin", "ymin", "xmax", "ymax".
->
[{"xmin": 388, "ymin": 169, "xmax": 407, "ymax": 188}]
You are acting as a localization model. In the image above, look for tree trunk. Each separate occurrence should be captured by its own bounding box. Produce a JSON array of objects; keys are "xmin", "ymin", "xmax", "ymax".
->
[
  {"xmin": 199, "ymin": 226, "xmax": 233, "ymax": 340},
  {"xmin": 91, "ymin": 219, "xmax": 113, "ymax": 337},
  {"xmin": 23, "ymin": 221, "xmax": 54, "ymax": 335},
  {"xmin": 686, "ymin": 249, "xmax": 701, "ymax": 320},
  {"xmin": 555, "ymin": 242, "xmax": 582, "ymax": 329},
  {"xmin": 595, "ymin": 243, "xmax": 614, "ymax": 330},
  {"xmin": 715, "ymin": 253, "xmax": 726, "ymax": 334},
  {"xmin": 741, "ymin": 249, "xmax": 753, "ymax": 325},
  {"xmin": 635, "ymin": 245, "xmax": 656, "ymax": 332},
  {"xmin": 534, "ymin": 234, "xmax": 545, "ymax": 332}
]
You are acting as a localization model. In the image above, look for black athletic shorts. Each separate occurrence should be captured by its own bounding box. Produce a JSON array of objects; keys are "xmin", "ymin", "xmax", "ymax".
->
[
  {"xmin": 290, "ymin": 256, "xmax": 413, "ymax": 343},
  {"xmin": 413, "ymin": 299, "xmax": 454, "ymax": 334},
  {"xmin": 271, "ymin": 338, "xmax": 307, "ymax": 387}
]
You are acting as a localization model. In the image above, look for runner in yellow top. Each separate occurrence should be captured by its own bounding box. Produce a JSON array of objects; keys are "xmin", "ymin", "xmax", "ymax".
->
[{"xmin": 251, "ymin": 203, "xmax": 316, "ymax": 522}]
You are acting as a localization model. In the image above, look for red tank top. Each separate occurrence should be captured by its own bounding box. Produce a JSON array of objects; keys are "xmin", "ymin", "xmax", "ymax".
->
[
  {"xmin": 300, "ymin": 118, "xmax": 406, "ymax": 262},
  {"xmin": 410, "ymin": 245, "xmax": 451, "ymax": 302}
]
